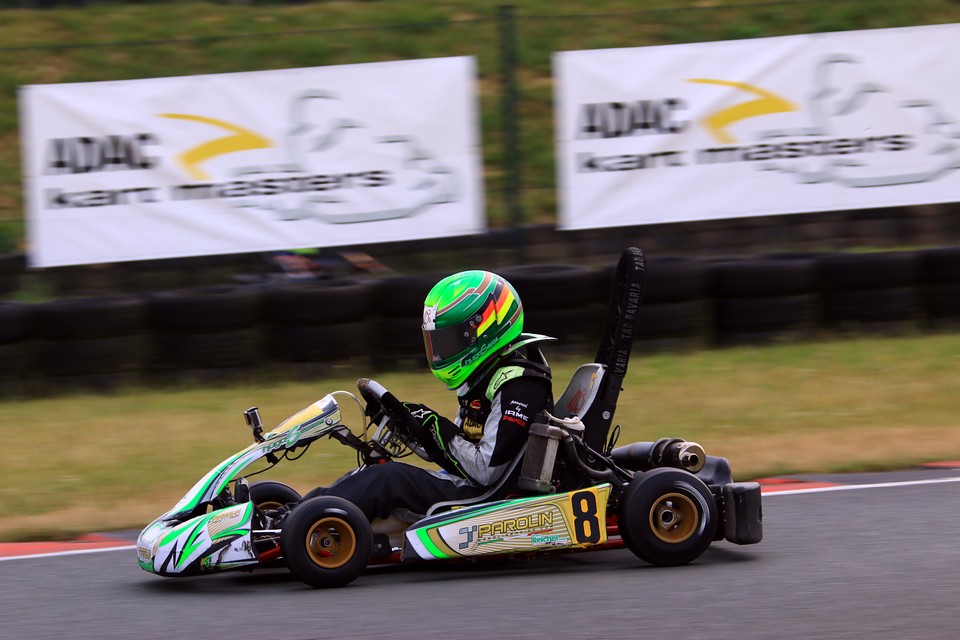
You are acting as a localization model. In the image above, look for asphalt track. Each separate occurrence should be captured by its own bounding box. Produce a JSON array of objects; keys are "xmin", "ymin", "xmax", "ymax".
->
[{"xmin": 2, "ymin": 466, "xmax": 959, "ymax": 640}]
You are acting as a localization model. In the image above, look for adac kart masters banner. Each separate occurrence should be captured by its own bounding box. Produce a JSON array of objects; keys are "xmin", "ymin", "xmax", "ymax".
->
[
  {"xmin": 21, "ymin": 56, "xmax": 483, "ymax": 267},
  {"xmin": 554, "ymin": 24, "xmax": 960, "ymax": 230}
]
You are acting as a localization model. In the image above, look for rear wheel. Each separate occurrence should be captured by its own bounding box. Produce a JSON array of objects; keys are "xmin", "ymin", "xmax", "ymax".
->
[
  {"xmin": 619, "ymin": 468, "xmax": 717, "ymax": 566},
  {"xmin": 281, "ymin": 496, "xmax": 372, "ymax": 588}
]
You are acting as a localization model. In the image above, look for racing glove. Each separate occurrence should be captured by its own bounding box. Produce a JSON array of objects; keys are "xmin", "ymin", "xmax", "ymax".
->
[
  {"xmin": 399, "ymin": 402, "xmax": 476, "ymax": 479},
  {"xmin": 399, "ymin": 402, "xmax": 443, "ymax": 453}
]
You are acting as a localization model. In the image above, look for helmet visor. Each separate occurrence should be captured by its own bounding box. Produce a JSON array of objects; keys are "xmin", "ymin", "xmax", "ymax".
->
[{"xmin": 423, "ymin": 321, "xmax": 476, "ymax": 365}]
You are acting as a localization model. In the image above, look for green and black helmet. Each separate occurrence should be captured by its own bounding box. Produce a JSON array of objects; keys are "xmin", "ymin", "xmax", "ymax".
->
[{"xmin": 422, "ymin": 270, "xmax": 524, "ymax": 390}]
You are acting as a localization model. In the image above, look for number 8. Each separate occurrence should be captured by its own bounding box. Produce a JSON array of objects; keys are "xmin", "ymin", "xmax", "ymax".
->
[{"xmin": 571, "ymin": 490, "xmax": 601, "ymax": 543}]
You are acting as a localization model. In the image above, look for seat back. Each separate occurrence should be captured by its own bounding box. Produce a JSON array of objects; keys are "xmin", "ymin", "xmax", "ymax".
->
[
  {"xmin": 582, "ymin": 247, "xmax": 646, "ymax": 451},
  {"xmin": 554, "ymin": 363, "xmax": 605, "ymax": 420}
]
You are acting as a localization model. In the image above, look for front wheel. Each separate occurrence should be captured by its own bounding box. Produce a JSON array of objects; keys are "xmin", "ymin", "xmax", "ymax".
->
[
  {"xmin": 618, "ymin": 468, "xmax": 717, "ymax": 566},
  {"xmin": 281, "ymin": 496, "xmax": 373, "ymax": 588},
  {"xmin": 249, "ymin": 480, "xmax": 302, "ymax": 511}
]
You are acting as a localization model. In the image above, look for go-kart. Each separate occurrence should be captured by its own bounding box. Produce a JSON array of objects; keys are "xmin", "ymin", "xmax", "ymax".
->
[{"xmin": 137, "ymin": 248, "xmax": 763, "ymax": 588}]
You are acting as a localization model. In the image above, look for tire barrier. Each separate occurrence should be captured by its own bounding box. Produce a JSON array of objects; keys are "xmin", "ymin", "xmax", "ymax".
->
[
  {"xmin": 32, "ymin": 295, "xmax": 151, "ymax": 391},
  {"xmin": 148, "ymin": 286, "xmax": 263, "ymax": 379},
  {"xmin": 0, "ymin": 300, "xmax": 31, "ymax": 345},
  {"xmin": 497, "ymin": 263, "xmax": 596, "ymax": 347},
  {"xmin": 264, "ymin": 278, "xmax": 377, "ymax": 368},
  {"xmin": 640, "ymin": 256, "xmax": 708, "ymax": 348},
  {"xmin": 0, "ymin": 254, "xmax": 26, "ymax": 297},
  {"xmin": 602, "ymin": 256, "xmax": 708, "ymax": 351},
  {"xmin": 818, "ymin": 251, "xmax": 921, "ymax": 333},
  {"xmin": 4, "ymin": 247, "xmax": 960, "ymax": 396},
  {"xmin": 919, "ymin": 247, "xmax": 960, "ymax": 328},
  {"xmin": 709, "ymin": 258, "xmax": 820, "ymax": 345},
  {"xmin": 371, "ymin": 273, "xmax": 447, "ymax": 366},
  {"xmin": 0, "ymin": 301, "xmax": 33, "ymax": 395}
]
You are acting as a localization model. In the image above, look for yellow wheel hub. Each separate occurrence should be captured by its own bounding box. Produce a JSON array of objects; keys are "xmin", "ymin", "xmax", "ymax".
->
[
  {"xmin": 304, "ymin": 517, "xmax": 356, "ymax": 569},
  {"xmin": 649, "ymin": 492, "xmax": 699, "ymax": 544}
]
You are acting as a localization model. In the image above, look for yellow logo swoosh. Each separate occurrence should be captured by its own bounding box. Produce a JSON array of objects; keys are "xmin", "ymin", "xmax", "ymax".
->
[
  {"xmin": 159, "ymin": 114, "xmax": 273, "ymax": 180},
  {"xmin": 688, "ymin": 79, "xmax": 797, "ymax": 144}
]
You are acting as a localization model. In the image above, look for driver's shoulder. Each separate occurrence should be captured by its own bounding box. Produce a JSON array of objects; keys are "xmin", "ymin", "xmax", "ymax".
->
[{"xmin": 484, "ymin": 355, "xmax": 552, "ymax": 402}]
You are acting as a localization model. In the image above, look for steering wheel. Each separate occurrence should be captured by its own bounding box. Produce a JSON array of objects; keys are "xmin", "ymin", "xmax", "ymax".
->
[{"xmin": 356, "ymin": 377, "xmax": 413, "ymax": 459}]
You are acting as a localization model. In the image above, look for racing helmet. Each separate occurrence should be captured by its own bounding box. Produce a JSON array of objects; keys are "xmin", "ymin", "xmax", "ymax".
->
[{"xmin": 422, "ymin": 270, "xmax": 524, "ymax": 390}]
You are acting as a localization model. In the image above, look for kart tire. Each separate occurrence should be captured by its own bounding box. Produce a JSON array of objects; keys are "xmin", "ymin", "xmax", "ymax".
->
[
  {"xmin": 818, "ymin": 251, "xmax": 919, "ymax": 291},
  {"xmin": 497, "ymin": 264, "xmax": 592, "ymax": 310},
  {"xmin": 640, "ymin": 256, "xmax": 705, "ymax": 304},
  {"xmin": 249, "ymin": 481, "xmax": 302, "ymax": 511},
  {"xmin": 619, "ymin": 468, "xmax": 717, "ymax": 566},
  {"xmin": 709, "ymin": 258, "xmax": 817, "ymax": 298},
  {"xmin": 264, "ymin": 278, "xmax": 376, "ymax": 325},
  {"xmin": 635, "ymin": 300, "xmax": 707, "ymax": 339},
  {"xmin": 0, "ymin": 301, "xmax": 32, "ymax": 344},
  {"xmin": 34, "ymin": 295, "xmax": 148, "ymax": 340},
  {"xmin": 149, "ymin": 286, "xmax": 262, "ymax": 332},
  {"xmin": 281, "ymin": 496, "xmax": 372, "ymax": 589}
]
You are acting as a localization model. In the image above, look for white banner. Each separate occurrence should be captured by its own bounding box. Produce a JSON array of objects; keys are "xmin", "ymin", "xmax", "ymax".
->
[
  {"xmin": 554, "ymin": 24, "xmax": 960, "ymax": 230},
  {"xmin": 21, "ymin": 57, "xmax": 483, "ymax": 267}
]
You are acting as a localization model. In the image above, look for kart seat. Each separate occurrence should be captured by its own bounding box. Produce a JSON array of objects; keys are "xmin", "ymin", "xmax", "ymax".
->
[{"xmin": 554, "ymin": 363, "xmax": 605, "ymax": 422}]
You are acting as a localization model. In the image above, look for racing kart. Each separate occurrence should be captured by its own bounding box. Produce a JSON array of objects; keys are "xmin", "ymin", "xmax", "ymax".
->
[{"xmin": 137, "ymin": 248, "xmax": 763, "ymax": 588}]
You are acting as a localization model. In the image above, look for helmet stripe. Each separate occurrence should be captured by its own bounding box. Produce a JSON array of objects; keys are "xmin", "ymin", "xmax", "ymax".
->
[
  {"xmin": 476, "ymin": 299, "xmax": 496, "ymax": 335},
  {"xmin": 495, "ymin": 285, "xmax": 515, "ymax": 323},
  {"xmin": 437, "ymin": 271, "xmax": 493, "ymax": 317}
]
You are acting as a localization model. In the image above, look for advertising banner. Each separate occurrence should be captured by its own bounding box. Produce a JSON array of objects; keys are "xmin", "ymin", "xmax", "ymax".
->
[
  {"xmin": 21, "ymin": 57, "xmax": 483, "ymax": 267},
  {"xmin": 554, "ymin": 24, "xmax": 960, "ymax": 230}
]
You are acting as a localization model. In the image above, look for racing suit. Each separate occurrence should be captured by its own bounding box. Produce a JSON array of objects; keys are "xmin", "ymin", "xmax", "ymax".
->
[{"xmin": 307, "ymin": 343, "xmax": 553, "ymax": 521}]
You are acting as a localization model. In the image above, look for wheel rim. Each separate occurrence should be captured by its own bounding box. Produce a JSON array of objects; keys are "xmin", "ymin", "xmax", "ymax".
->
[
  {"xmin": 304, "ymin": 517, "xmax": 356, "ymax": 569},
  {"xmin": 648, "ymin": 492, "xmax": 699, "ymax": 544},
  {"xmin": 257, "ymin": 500, "xmax": 284, "ymax": 511}
]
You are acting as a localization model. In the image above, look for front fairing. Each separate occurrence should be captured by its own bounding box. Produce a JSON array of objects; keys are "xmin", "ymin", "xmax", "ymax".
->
[
  {"xmin": 138, "ymin": 502, "xmax": 257, "ymax": 576},
  {"xmin": 138, "ymin": 394, "xmax": 347, "ymax": 576}
]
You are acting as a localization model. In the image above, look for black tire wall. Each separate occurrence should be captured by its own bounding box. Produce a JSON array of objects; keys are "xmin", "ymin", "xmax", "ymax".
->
[
  {"xmin": 33, "ymin": 295, "xmax": 151, "ymax": 389},
  {"xmin": 709, "ymin": 258, "xmax": 819, "ymax": 345},
  {"xmin": 264, "ymin": 278, "xmax": 377, "ymax": 367},
  {"xmin": 148, "ymin": 286, "xmax": 263, "ymax": 378},
  {"xmin": 2, "ymin": 247, "xmax": 960, "ymax": 395}
]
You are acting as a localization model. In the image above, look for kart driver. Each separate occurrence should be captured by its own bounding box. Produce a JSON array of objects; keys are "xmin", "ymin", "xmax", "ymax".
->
[{"xmin": 293, "ymin": 269, "xmax": 554, "ymax": 522}]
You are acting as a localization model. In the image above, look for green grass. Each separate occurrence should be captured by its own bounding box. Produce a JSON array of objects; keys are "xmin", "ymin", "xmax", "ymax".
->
[
  {"xmin": 1, "ymin": 0, "xmax": 958, "ymax": 251},
  {"xmin": 3, "ymin": 331, "xmax": 960, "ymax": 541}
]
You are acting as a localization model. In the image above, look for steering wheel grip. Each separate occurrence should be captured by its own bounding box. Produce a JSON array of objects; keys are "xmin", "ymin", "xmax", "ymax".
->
[{"xmin": 356, "ymin": 377, "xmax": 405, "ymax": 417}]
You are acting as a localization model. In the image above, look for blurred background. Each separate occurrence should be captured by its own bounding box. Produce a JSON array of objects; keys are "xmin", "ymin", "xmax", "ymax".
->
[{"xmin": 0, "ymin": 0, "xmax": 959, "ymax": 395}]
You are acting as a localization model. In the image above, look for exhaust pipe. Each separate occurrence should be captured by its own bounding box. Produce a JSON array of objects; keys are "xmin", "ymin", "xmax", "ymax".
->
[
  {"xmin": 611, "ymin": 438, "xmax": 706, "ymax": 474},
  {"xmin": 676, "ymin": 441, "xmax": 706, "ymax": 474}
]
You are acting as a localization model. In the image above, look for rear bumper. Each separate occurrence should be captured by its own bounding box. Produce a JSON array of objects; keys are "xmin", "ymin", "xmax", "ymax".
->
[{"xmin": 720, "ymin": 482, "xmax": 763, "ymax": 545}]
